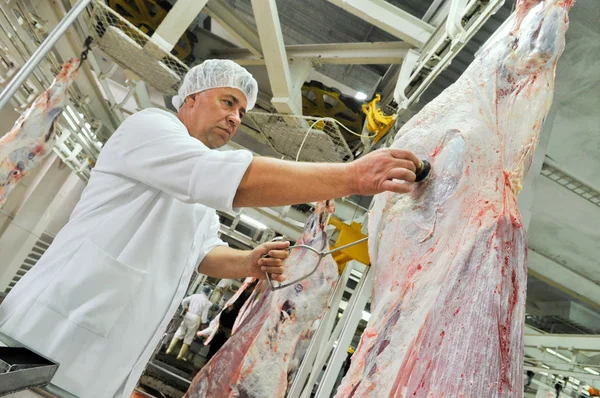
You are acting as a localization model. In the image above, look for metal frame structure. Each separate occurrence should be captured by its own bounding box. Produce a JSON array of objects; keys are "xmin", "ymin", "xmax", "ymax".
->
[
  {"xmin": 0, "ymin": 0, "xmax": 92, "ymax": 110},
  {"xmin": 288, "ymin": 261, "xmax": 373, "ymax": 398}
]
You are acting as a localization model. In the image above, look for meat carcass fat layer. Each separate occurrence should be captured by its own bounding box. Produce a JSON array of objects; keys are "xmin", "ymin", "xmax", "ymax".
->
[
  {"xmin": 0, "ymin": 59, "xmax": 80, "ymax": 206},
  {"xmin": 185, "ymin": 201, "xmax": 339, "ymax": 398},
  {"xmin": 336, "ymin": 1, "xmax": 573, "ymax": 397}
]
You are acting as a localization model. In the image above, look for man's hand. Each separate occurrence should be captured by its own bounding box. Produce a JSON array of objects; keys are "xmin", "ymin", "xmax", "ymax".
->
[
  {"xmin": 348, "ymin": 148, "xmax": 420, "ymax": 195},
  {"xmin": 243, "ymin": 241, "xmax": 291, "ymax": 282}
]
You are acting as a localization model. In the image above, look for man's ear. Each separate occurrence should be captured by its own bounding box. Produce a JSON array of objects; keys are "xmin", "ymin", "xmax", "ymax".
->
[{"xmin": 185, "ymin": 94, "xmax": 195, "ymax": 106}]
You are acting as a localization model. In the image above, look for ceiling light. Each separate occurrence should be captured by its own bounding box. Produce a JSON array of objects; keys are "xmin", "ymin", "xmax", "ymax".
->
[
  {"xmin": 240, "ymin": 214, "xmax": 267, "ymax": 230},
  {"xmin": 350, "ymin": 269, "xmax": 363, "ymax": 279},
  {"xmin": 362, "ymin": 311, "xmax": 371, "ymax": 322},
  {"xmin": 546, "ymin": 348, "xmax": 572, "ymax": 362},
  {"xmin": 62, "ymin": 113, "xmax": 77, "ymax": 131},
  {"xmin": 66, "ymin": 105, "xmax": 80, "ymax": 126},
  {"xmin": 355, "ymin": 92, "xmax": 367, "ymax": 100},
  {"xmin": 584, "ymin": 367, "xmax": 600, "ymax": 376}
]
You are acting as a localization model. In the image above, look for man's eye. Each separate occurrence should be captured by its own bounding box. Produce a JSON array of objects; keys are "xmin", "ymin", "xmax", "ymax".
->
[
  {"xmin": 224, "ymin": 100, "xmax": 233, "ymax": 107},
  {"xmin": 239, "ymin": 112, "xmax": 245, "ymax": 119}
]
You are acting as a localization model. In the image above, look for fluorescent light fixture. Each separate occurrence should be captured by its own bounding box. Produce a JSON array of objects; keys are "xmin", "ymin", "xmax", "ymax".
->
[
  {"xmin": 240, "ymin": 214, "xmax": 267, "ymax": 230},
  {"xmin": 569, "ymin": 377, "xmax": 580, "ymax": 385},
  {"xmin": 66, "ymin": 105, "xmax": 80, "ymax": 126},
  {"xmin": 362, "ymin": 311, "xmax": 371, "ymax": 322},
  {"xmin": 62, "ymin": 113, "xmax": 77, "ymax": 131},
  {"xmin": 350, "ymin": 269, "xmax": 363, "ymax": 279},
  {"xmin": 584, "ymin": 367, "xmax": 600, "ymax": 375},
  {"xmin": 355, "ymin": 92, "xmax": 367, "ymax": 100},
  {"xmin": 541, "ymin": 364, "xmax": 550, "ymax": 369},
  {"xmin": 546, "ymin": 348, "xmax": 572, "ymax": 363}
]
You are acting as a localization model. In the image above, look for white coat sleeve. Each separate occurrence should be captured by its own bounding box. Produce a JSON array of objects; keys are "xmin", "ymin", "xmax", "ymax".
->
[
  {"xmin": 181, "ymin": 295, "xmax": 191, "ymax": 310},
  {"xmin": 107, "ymin": 109, "xmax": 253, "ymax": 212},
  {"xmin": 196, "ymin": 213, "xmax": 228, "ymax": 269}
]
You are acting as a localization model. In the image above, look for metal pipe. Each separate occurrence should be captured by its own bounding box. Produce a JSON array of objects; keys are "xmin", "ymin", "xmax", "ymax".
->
[{"xmin": 0, "ymin": 0, "xmax": 93, "ymax": 111}]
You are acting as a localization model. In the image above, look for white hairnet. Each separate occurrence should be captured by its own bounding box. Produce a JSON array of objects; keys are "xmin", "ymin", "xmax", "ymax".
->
[{"xmin": 172, "ymin": 59, "xmax": 258, "ymax": 111}]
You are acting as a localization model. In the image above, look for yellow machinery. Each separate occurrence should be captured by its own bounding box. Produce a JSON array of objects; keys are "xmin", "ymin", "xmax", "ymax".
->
[
  {"xmin": 328, "ymin": 216, "xmax": 370, "ymax": 272},
  {"xmin": 362, "ymin": 94, "xmax": 396, "ymax": 144},
  {"xmin": 301, "ymin": 81, "xmax": 365, "ymax": 140}
]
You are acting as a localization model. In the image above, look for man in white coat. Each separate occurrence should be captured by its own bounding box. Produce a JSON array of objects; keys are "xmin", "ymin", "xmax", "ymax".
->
[
  {"xmin": 166, "ymin": 286, "xmax": 212, "ymax": 360},
  {"xmin": 210, "ymin": 277, "xmax": 236, "ymax": 304},
  {"xmin": 0, "ymin": 59, "xmax": 421, "ymax": 397}
]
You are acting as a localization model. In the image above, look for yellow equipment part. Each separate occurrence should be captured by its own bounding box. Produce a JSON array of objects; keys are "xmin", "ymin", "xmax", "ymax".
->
[
  {"xmin": 328, "ymin": 216, "xmax": 370, "ymax": 273},
  {"xmin": 302, "ymin": 82, "xmax": 364, "ymax": 137},
  {"xmin": 362, "ymin": 94, "xmax": 396, "ymax": 144}
]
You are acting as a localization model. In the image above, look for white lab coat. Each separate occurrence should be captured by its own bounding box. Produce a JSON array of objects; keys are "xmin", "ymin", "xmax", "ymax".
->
[
  {"xmin": 0, "ymin": 108, "xmax": 253, "ymax": 397},
  {"xmin": 182, "ymin": 293, "xmax": 211, "ymax": 320}
]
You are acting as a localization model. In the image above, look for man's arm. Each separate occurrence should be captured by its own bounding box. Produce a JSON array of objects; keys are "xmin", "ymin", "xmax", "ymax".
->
[
  {"xmin": 181, "ymin": 296, "xmax": 191, "ymax": 309},
  {"xmin": 233, "ymin": 148, "xmax": 420, "ymax": 208},
  {"xmin": 199, "ymin": 241, "xmax": 290, "ymax": 282},
  {"xmin": 201, "ymin": 300, "xmax": 210, "ymax": 324}
]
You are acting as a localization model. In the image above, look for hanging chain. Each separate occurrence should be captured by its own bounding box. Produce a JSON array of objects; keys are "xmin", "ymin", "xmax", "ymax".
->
[{"xmin": 78, "ymin": 36, "xmax": 94, "ymax": 65}]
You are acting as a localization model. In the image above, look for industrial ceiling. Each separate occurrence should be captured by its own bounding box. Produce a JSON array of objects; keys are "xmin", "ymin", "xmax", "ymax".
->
[{"xmin": 0, "ymin": 0, "xmax": 598, "ymax": 394}]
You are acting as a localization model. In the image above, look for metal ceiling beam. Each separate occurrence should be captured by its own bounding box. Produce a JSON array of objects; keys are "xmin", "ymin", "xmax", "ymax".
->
[
  {"xmin": 326, "ymin": 0, "xmax": 434, "ymax": 48},
  {"xmin": 212, "ymin": 42, "xmax": 413, "ymax": 66},
  {"xmin": 523, "ymin": 365, "xmax": 600, "ymax": 383},
  {"xmin": 523, "ymin": 326, "xmax": 600, "ymax": 384},
  {"xmin": 393, "ymin": 0, "xmax": 504, "ymax": 111},
  {"xmin": 250, "ymin": 0, "xmax": 302, "ymax": 115},
  {"xmin": 525, "ymin": 334, "xmax": 600, "ymax": 353},
  {"xmin": 528, "ymin": 247, "xmax": 600, "ymax": 312},
  {"xmin": 423, "ymin": 0, "xmax": 448, "ymax": 24},
  {"xmin": 205, "ymin": 0, "xmax": 262, "ymax": 57},
  {"xmin": 151, "ymin": 0, "xmax": 209, "ymax": 53}
]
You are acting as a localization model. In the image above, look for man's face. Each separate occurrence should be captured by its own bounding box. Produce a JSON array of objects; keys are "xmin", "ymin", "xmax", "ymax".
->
[{"xmin": 179, "ymin": 87, "xmax": 248, "ymax": 149}]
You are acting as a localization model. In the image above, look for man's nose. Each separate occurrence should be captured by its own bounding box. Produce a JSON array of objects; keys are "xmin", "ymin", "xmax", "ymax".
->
[{"xmin": 228, "ymin": 112, "xmax": 241, "ymax": 127}]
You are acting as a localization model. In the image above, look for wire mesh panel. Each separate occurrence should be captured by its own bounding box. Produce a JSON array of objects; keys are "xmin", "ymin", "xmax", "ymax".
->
[
  {"xmin": 86, "ymin": 0, "xmax": 188, "ymax": 96},
  {"xmin": 247, "ymin": 112, "xmax": 355, "ymax": 163}
]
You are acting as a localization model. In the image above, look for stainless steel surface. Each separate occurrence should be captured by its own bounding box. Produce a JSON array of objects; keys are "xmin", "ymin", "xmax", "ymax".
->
[
  {"xmin": 0, "ymin": 333, "xmax": 73, "ymax": 398},
  {"xmin": 33, "ymin": 384, "xmax": 77, "ymax": 398},
  {"xmin": 146, "ymin": 361, "xmax": 191, "ymax": 386},
  {"xmin": 0, "ymin": 347, "xmax": 57, "ymax": 396},
  {"xmin": 0, "ymin": 0, "xmax": 92, "ymax": 111}
]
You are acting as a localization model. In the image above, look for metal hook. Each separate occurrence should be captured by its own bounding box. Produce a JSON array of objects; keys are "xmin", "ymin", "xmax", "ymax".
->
[
  {"xmin": 79, "ymin": 36, "xmax": 94, "ymax": 65},
  {"xmin": 265, "ymin": 236, "xmax": 369, "ymax": 291}
]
